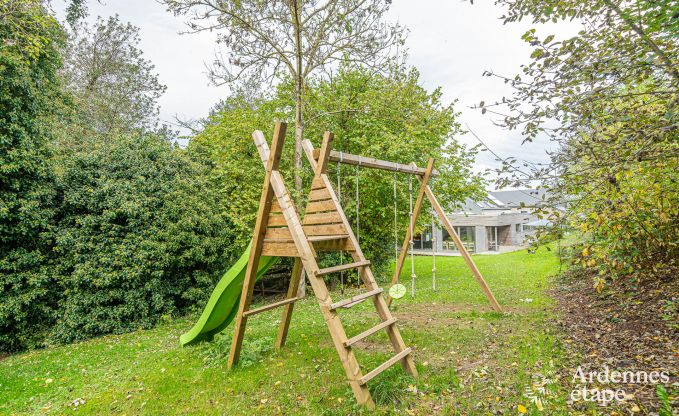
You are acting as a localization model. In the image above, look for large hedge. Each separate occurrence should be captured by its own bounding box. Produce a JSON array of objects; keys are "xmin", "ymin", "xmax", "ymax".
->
[
  {"xmin": 0, "ymin": 3, "xmax": 237, "ymax": 352},
  {"xmin": 0, "ymin": 1, "xmax": 64, "ymax": 352},
  {"xmin": 48, "ymin": 134, "xmax": 233, "ymax": 344}
]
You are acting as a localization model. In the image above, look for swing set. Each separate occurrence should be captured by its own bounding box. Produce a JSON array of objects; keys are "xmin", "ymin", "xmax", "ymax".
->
[{"xmin": 228, "ymin": 122, "xmax": 501, "ymax": 409}]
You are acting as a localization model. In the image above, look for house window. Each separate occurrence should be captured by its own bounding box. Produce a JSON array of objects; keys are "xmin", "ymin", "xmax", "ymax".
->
[{"xmin": 516, "ymin": 223, "xmax": 523, "ymax": 233}]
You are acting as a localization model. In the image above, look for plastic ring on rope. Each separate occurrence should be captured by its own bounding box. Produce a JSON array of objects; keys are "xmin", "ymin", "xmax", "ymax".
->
[{"xmin": 389, "ymin": 283, "xmax": 407, "ymax": 299}]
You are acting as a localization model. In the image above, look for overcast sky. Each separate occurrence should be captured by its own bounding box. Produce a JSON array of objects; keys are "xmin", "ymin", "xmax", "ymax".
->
[{"xmin": 54, "ymin": 0, "xmax": 580, "ymax": 177}]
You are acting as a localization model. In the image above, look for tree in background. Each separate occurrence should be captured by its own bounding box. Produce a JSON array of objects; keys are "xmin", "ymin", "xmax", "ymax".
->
[
  {"xmin": 0, "ymin": 0, "xmax": 64, "ymax": 351},
  {"xmin": 163, "ymin": 0, "xmax": 404, "ymax": 200},
  {"xmin": 190, "ymin": 66, "xmax": 484, "ymax": 279},
  {"xmin": 476, "ymin": 0, "xmax": 678, "ymax": 286},
  {"xmin": 61, "ymin": 15, "xmax": 166, "ymax": 134}
]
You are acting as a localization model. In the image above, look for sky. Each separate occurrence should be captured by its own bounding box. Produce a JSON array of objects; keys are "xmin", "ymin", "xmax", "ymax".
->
[{"xmin": 53, "ymin": 0, "xmax": 580, "ymax": 178}]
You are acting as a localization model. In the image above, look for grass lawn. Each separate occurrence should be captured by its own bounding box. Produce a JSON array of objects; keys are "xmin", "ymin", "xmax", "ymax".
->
[{"xmin": 1, "ymin": 248, "xmax": 589, "ymax": 415}]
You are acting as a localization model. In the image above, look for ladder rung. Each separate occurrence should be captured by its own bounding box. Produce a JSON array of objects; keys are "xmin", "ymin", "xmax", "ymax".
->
[
  {"xmin": 344, "ymin": 318, "xmax": 397, "ymax": 347},
  {"xmin": 316, "ymin": 260, "xmax": 370, "ymax": 277},
  {"xmin": 359, "ymin": 347, "xmax": 412, "ymax": 385},
  {"xmin": 243, "ymin": 297, "xmax": 300, "ymax": 317},
  {"xmin": 308, "ymin": 234, "xmax": 349, "ymax": 242},
  {"xmin": 330, "ymin": 287, "xmax": 382, "ymax": 310}
]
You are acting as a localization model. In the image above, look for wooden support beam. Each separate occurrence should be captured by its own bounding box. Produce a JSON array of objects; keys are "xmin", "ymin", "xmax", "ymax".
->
[
  {"xmin": 344, "ymin": 318, "xmax": 397, "ymax": 347},
  {"xmin": 386, "ymin": 159, "xmax": 436, "ymax": 306},
  {"xmin": 243, "ymin": 296, "xmax": 300, "ymax": 317},
  {"xmin": 307, "ymin": 234, "xmax": 348, "ymax": 242},
  {"xmin": 308, "ymin": 143, "xmax": 440, "ymax": 177},
  {"xmin": 315, "ymin": 131, "xmax": 334, "ymax": 175},
  {"xmin": 359, "ymin": 348, "xmax": 412, "ymax": 385},
  {"xmin": 423, "ymin": 184, "xmax": 503, "ymax": 313},
  {"xmin": 275, "ymin": 258, "xmax": 304, "ymax": 349},
  {"xmin": 228, "ymin": 122, "xmax": 287, "ymax": 368}
]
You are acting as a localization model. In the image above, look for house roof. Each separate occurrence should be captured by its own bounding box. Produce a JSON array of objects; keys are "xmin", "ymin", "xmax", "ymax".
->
[
  {"xmin": 489, "ymin": 189, "xmax": 546, "ymax": 208},
  {"xmin": 453, "ymin": 189, "xmax": 547, "ymax": 214}
]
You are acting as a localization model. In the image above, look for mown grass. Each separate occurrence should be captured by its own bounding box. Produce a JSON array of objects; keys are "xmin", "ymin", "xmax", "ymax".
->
[{"xmin": 1, "ymin": 248, "xmax": 590, "ymax": 415}]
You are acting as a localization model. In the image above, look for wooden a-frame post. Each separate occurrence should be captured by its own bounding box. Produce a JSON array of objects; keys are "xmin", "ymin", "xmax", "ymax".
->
[
  {"xmin": 228, "ymin": 124, "xmax": 419, "ymax": 409},
  {"xmin": 386, "ymin": 159, "xmax": 502, "ymax": 312},
  {"xmin": 228, "ymin": 122, "xmax": 287, "ymax": 368},
  {"xmin": 421, "ymin": 178, "xmax": 502, "ymax": 312}
]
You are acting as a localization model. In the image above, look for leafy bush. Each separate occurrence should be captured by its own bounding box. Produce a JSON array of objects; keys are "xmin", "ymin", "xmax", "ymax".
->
[
  {"xmin": 48, "ymin": 133, "xmax": 232, "ymax": 344},
  {"xmin": 481, "ymin": 0, "xmax": 678, "ymax": 287}
]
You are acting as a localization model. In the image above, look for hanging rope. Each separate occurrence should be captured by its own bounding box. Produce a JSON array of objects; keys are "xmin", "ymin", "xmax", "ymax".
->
[
  {"xmin": 388, "ymin": 170, "xmax": 406, "ymax": 301},
  {"xmin": 393, "ymin": 172, "xmax": 399, "ymax": 274},
  {"xmin": 431, "ymin": 209, "xmax": 437, "ymax": 292},
  {"xmin": 337, "ymin": 150, "xmax": 344, "ymax": 296},
  {"xmin": 355, "ymin": 158, "xmax": 360, "ymax": 244},
  {"xmin": 409, "ymin": 175, "xmax": 416, "ymax": 299}
]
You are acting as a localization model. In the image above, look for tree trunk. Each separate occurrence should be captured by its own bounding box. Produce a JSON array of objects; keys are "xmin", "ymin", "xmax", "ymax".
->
[
  {"xmin": 294, "ymin": 78, "xmax": 306, "ymax": 296},
  {"xmin": 292, "ymin": 0, "xmax": 306, "ymax": 297},
  {"xmin": 294, "ymin": 80, "xmax": 304, "ymax": 200}
]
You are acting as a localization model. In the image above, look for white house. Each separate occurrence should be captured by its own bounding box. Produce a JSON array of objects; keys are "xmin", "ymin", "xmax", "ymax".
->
[{"xmin": 414, "ymin": 189, "xmax": 549, "ymax": 254}]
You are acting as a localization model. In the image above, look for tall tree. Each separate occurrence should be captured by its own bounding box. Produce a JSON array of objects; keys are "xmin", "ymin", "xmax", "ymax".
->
[
  {"xmin": 0, "ymin": 0, "xmax": 64, "ymax": 352},
  {"xmin": 190, "ymin": 66, "xmax": 484, "ymax": 275},
  {"xmin": 163, "ymin": 0, "xmax": 405, "ymax": 197},
  {"xmin": 61, "ymin": 15, "xmax": 166, "ymax": 134}
]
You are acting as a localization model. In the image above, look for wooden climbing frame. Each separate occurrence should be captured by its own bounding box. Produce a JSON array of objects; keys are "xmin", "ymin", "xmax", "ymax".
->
[
  {"xmin": 228, "ymin": 122, "xmax": 417, "ymax": 409},
  {"xmin": 228, "ymin": 122, "xmax": 501, "ymax": 408}
]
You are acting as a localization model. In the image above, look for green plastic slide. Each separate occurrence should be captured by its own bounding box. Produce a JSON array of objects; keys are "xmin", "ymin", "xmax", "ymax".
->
[{"xmin": 180, "ymin": 242, "xmax": 278, "ymax": 346}]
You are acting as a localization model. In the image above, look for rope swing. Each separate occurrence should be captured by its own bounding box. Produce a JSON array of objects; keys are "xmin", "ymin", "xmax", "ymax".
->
[
  {"xmin": 388, "ymin": 171, "xmax": 406, "ymax": 300},
  {"xmin": 431, "ymin": 209, "xmax": 437, "ymax": 292},
  {"xmin": 337, "ymin": 150, "xmax": 344, "ymax": 296},
  {"xmin": 355, "ymin": 159, "xmax": 360, "ymax": 244},
  {"xmin": 409, "ymin": 175, "xmax": 416, "ymax": 299}
]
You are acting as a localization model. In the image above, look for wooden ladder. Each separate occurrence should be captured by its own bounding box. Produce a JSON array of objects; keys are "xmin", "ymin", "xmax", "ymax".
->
[{"xmin": 227, "ymin": 123, "xmax": 417, "ymax": 409}]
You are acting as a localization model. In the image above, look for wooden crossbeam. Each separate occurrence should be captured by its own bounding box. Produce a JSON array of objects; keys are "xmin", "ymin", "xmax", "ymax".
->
[
  {"xmin": 330, "ymin": 288, "xmax": 383, "ymax": 310},
  {"xmin": 307, "ymin": 234, "xmax": 349, "ymax": 242},
  {"xmin": 359, "ymin": 348, "xmax": 412, "ymax": 385},
  {"xmin": 316, "ymin": 260, "xmax": 371, "ymax": 277},
  {"xmin": 243, "ymin": 296, "xmax": 300, "ymax": 317},
  {"xmin": 344, "ymin": 318, "xmax": 397, "ymax": 347},
  {"xmin": 310, "ymin": 145, "xmax": 440, "ymax": 177}
]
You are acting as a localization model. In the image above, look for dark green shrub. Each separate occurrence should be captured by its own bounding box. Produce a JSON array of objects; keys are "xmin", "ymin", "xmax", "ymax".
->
[
  {"xmin": 49, "ymin": 134, "xmax": 233, "ymax": 343},
  {"xmin": 0, "ymin": 2, "xmax": 64, "ymax": 352}
]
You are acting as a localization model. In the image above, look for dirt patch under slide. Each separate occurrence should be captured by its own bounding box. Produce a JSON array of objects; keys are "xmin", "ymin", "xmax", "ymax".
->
[{"xmin": 552, "ymin": 268, "xmax": 678, "ymax": 414}]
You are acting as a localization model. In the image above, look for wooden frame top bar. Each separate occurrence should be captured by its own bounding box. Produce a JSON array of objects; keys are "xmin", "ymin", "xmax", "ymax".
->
[{"xmin": 307, "ymin": 141, "xmax": 439, "ymax": 177}]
